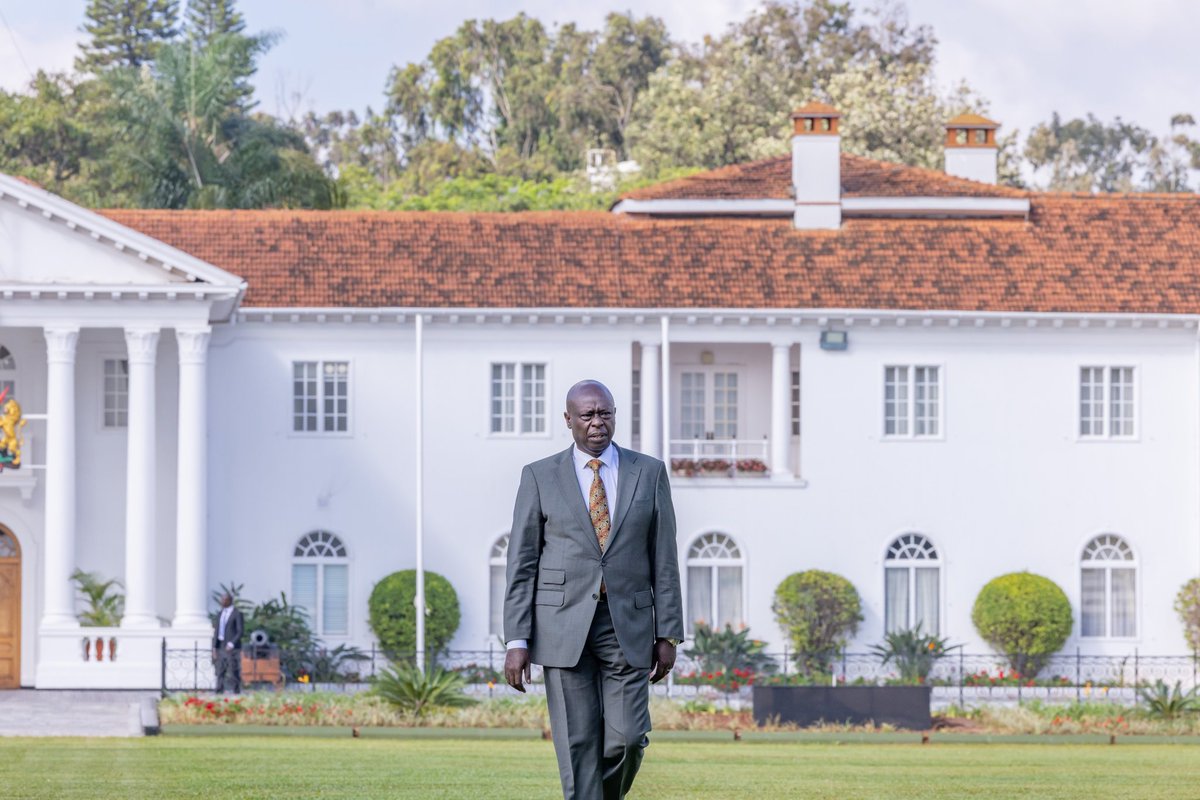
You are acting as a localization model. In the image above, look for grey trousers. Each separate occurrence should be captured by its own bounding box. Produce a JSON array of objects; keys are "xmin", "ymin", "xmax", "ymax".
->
[
  {"xmin": 215, "ymin": 646, "xmax": 242, "ymax": 694},
  {"xmin": 543, "ymin": 600, "xmax": 652, "ymax": 800}
]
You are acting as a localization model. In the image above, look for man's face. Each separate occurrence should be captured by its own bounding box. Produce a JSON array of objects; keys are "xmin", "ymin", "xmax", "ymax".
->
[
  {"xmin": 565, "ymin": 385, "xmax": 616, "ymax": 457},
  {"xmin": 221, "ymin": 594, "xmax": 233, "ymax": 609}
]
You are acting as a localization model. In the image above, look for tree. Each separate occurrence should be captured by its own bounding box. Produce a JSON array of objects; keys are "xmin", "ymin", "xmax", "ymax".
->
[
  {"xmin": 76, "ymin": 0, "xmax": 179, "ymax": 73},
  {"xmin": 183, "ymin": 0, "xmax": 273, "ymax": 109},
  {"xmin": 1024, "ymin": 112, "xmax": 1154, "ymax": 192},
  {"xmin": 1144, "ymin": 114, "xmax": 1200, "ymax": 193},
  {"xmin": 368, "ymin": 570, "xmax": 461, "ymax": 664},
  {"xmin": 0, "ymin": 72, "xmax": 94, "ymax": 189},
  {"xmin": 772, "ymin": 570, "xmax": 862, "ymax": 677},
  {"xmin": 1175, "ymin": 578, "xmax": 1200, "ymax": 653},
  {"xmin": 184, "ymin": 0, "xmax": 246, "ymax": 44},
  {"xmin": 971, "ymin": 572, "xmax": 1072, "ymax": 676}
]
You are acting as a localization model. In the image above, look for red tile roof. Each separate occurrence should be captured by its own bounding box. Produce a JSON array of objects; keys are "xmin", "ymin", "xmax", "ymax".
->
[
  {"xmin": 102, "ymin": 193, "xmax": 1200, "ymax": 314},
  {"xmin": 620, "ymin": 153, "xmax": 1026, "ymax": 201}
]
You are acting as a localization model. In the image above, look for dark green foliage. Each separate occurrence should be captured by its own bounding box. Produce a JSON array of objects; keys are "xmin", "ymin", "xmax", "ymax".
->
[
  {"xmin": 772, "ymin": 570, "xmax": 863, "ymax": 677},
  {"xmin": 871, "ymin": 625, "xmax": 953, "ymax": 684},
  {"xmin": 368, "ymin": 570, "xmax": 461, "ymax": 664},
  {"xmin": 971, "ymin": 572, "xmax": 1073, "ymax": 677},
  {"xmin": 77, "ymin": 0, "xmax": 179, "ymax": 72},
  {"xmin": 71, "ymin": 568, "xmax": 124, "ymax": 627},
  {"xmin": 1139, "ymin": 680, "xmax": 1199, "ymax": 720},
  {"xmin": 305, "ymin": 644, "xmax": 371, "ymax": 682},
  {"xmin": 683, "ymin": 622, "xmax": 776, "ymax": 676},
  {"xmin": 371, "ymin": 663, "xmax": 477, "ymax": 717}
]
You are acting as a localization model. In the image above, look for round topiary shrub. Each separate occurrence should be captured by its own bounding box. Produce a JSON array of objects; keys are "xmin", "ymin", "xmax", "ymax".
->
[
  {"xmin": 1174, "ymin": 578, "xmax": 1200, "ymax": 653},
  {"xmin": 971, "ymin": 572, "xmax": 1072, "ymax": 677},
  {"xmin": 772, "ymin": 570, "xmax": 863, "ymax": 677},
  {"xmin": 369, "ymin": 570, "xmax": 461, "ymax": 664}
]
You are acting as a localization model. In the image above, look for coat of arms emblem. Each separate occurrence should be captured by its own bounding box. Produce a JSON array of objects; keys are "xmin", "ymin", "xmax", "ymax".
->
[{"xmin": 0, "ymin": 387, "xmax": 26, "ymax": 471}]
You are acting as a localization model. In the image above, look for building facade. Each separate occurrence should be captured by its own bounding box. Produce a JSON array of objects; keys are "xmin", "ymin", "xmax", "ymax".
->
[{"xmin": 2, "ymin": 108, "xmax": 1199, "ymax": 688}]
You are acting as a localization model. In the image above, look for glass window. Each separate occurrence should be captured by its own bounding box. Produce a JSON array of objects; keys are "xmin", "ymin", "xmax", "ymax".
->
[
  {"xmin": 884, "ymin": 533, "xmax": 940, "ymax": 635},
  {"xmin": 885, "ymin": 366, "xmax": 940, "ymax": 438},
  {"xmin": 685, "ymin": 532, "xmax": 744, "ymax": 633},
  {"xmin": 0, "ymin": 344, "xmax": 14, "ymax": 398},
  {"xmin": 293, "ymin": 361, "xmax": 348, "ymax": 433},
  {"xmin": 790, "ymin": 370, "xmax": 800, "ymax": 437},
  {"xmin": 292, "ymin": 531, "xmax": 350, "ymax": 636},
  {"xmin": 1080, "ymin": 534, "xmax": 1137, "ymax": 637},
  {"xmin": 631, "ymin": 369, "xmax": 641, "ymax": 443},
  {"xmin": 489, "ymin": 534, "xmax": 510, "ymax": 638},
  {"xmin": 103, "ymin": 358, "xmax": 129, "ymax": 428},
  {"xmin": 1079, "ymin": 367, "xmax": 1135, "ymax": 439},
  {"xmin": 491, "ymin": 363, "xmax": 546, "ymax": 434}
]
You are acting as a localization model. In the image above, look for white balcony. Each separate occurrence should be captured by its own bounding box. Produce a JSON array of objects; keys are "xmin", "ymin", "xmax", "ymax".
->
[{"xmin": 669, "ymin": 438, "xmax": 770, "ymax": 478}]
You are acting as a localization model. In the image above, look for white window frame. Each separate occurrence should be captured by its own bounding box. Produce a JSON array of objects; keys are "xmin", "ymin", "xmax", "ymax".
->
[
  {"xmin": 1077, "ymin": 365, "xmax": 1138, "ymax": 441},
  {"xmin": 684, "ymin": 531, "xmax": 747, "ymax": 636},
  {"xmin": 488, "ymin": 533, "xmax": 510, "ymax": 639},
  {"xmin": 290, "ymin": 359, "xmax": 353, "ymax": 436},
  {"xmin": 883, "ymin": 533, "xmax": 942, "ymax": 636},
  {"xmin": 883, "ymin": 364, "xmax": 944, "ymax": 440},
  {"xmin": 488, "ymin": 362, "xmax": 550, "ymax": 437},
  {"xmin": 676, "ymin": 367, "xmax": 741, "ymax": 440},
  {"xmin": 1079, "ymin": 533, "xmax": 1139, "ymax": 640},
  {"xmin": 100, "ymin": 356, "xmax": 129, "ymax": 430},
  {"xmin": 291, "ymin": 531, "xmax": 351, "ymax": 638}
]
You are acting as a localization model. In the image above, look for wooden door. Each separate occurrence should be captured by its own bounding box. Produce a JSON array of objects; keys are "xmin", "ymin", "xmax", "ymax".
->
[{"xmin": 0, "ymin": 528, "xmax": 19, "ymax": 689}]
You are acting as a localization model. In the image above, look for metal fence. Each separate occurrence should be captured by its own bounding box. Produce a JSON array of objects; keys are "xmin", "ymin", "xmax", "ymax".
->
[{"xmin": 162, "ymin": 641, "xmax": 1200, "ymax": 708}]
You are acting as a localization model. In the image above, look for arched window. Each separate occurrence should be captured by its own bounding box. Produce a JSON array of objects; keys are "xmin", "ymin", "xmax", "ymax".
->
[
  {"xmin": 884, "ymin": 533, "xmax": 940, "ymax": 635},
  {"xmin": 1081, "ymin": 534, "xmax": 1137, "ymax": 638},
  {"xmin": 686, "ymin": 532, "xmax": 744, "ymax": 633},
  {"xmin": 489, "ymin": 534, "xmax": 509, "ymax": 638},
  {"xmin": 0, "ymin": 528, "xmax": 18, "ymax": 559},
  {"xmin": 291, "ymin": 531, "xmax": 349, "ymax": 636},
  {"xmin": 0, "ymin": 345, "xmax": 15, "ymax": 397}
]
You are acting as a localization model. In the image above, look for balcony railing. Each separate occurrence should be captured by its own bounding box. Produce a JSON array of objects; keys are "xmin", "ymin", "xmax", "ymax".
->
[{"xmin": 669, "ymin": 438, "xmax": 769, "ymax": 477}]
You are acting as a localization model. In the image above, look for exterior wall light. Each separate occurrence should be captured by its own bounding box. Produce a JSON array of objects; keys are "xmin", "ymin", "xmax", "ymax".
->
[{"xmin": 820, "ymin": 330, "xmax": 848, "ymax": 351}]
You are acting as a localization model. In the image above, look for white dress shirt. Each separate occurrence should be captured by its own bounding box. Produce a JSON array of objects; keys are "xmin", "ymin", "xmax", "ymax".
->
[
  {"xmin": 507, "ymin": 443, "xmax": 619, "ymax": 651},
  {"xmin": 218, "ymin": 606, "xmax": 234, "ymax": 650}
]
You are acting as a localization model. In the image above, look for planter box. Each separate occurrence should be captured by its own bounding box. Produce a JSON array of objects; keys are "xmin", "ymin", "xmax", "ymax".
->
[{"xmin": 752, "ymin": 686, "xmax": 932, "ymax": 730}]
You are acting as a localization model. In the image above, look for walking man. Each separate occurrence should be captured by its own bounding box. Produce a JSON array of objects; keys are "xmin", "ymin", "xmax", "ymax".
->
[
  {"xmin": 212, "ymin": 592, "xmax": 244, "ymax": 693},
  {"xmin": 505, "ymin": 379, "xmax": 684, "ymax": 800}
]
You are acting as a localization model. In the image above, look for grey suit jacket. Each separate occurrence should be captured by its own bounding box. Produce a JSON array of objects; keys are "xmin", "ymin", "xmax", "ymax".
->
[{"xmin": 504, "ymin": 444, "xmax": 684, "ymax": 670}]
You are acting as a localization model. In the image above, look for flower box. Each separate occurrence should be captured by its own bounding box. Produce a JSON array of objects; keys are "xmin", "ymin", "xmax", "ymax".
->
[{"xmin": 752, "ymin": 685, "xmax": 931, "ymax": 730}]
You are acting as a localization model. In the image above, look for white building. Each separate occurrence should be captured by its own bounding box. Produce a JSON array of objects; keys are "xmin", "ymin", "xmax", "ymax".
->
[{"xmin": 2, "ymin": 107, "xmax": 1199, "ymax": 688}]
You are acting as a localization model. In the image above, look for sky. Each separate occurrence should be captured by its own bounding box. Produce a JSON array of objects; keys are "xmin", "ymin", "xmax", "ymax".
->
[{"xmin": 1, "ymin": 0, "xmax": 1198, "ymax": 143}]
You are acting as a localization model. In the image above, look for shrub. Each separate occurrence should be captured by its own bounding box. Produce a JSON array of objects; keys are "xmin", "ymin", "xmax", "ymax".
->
[
  {"xmin": 369, "ymin": 570, "xmax": 460, "ymax": 663},
  {"xmin": 1139, "ymin": 680, "xmax": 1200, "ymax": 720},
  {"xmin": 71, "ymin": 569, "xmax": 124, "ymax": 627},
  {"xmin": 971, "ymin": 572, "xmax": 1072, "ymax": 676},
  {"xmin": 684, "ymin": 622, "xmax": 776, "ymax": 676},
  {"xmin": 870, "ymin": 625, "xmax": 953, "ymax": 684},
  {"xmin": 772, "ymin": 570, "xmax": 862, "ymax": 676},
  {"xmin": 372, "ymin": 663, "xmax": 476, "ymax": 717},
  {"xmin": 1174, "ymin": 578, "xmax": 1200, "ymax": 652}
]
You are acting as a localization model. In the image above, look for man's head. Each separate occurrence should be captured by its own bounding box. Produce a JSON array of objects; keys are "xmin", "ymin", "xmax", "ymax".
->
[
  {"xmin": 565, "ymin": 380, "xmax": 616, "ymax": 457},
  {"xmin": 220, "ymin": 593, "xmax": 233, "ymax": 609}
]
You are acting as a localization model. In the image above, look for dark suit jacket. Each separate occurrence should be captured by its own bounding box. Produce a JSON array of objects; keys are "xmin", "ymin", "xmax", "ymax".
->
[
  {"xmin": 212, "ymin": 607, "xmax": 244, "ymax": 650},
  {"xmin": 504, "ymin": 444, "xmax": 684, "ymax": 669}
]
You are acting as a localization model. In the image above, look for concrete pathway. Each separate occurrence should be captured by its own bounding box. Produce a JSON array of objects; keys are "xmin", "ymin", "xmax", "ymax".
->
[{"xmin": 0, "ymin": 690, "xmax": 159, "ymax": 737}]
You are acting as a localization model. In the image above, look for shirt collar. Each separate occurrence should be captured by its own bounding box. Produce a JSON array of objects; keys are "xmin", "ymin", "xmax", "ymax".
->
[{"xmin": 574, "ymin": 442, "xmax": 618, "ymax": 471}]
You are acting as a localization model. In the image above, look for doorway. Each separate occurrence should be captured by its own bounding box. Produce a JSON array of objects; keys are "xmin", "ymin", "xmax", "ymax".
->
[{"xmin": 0, "ymin": 525, "xmax": 19, "ymax": 689}]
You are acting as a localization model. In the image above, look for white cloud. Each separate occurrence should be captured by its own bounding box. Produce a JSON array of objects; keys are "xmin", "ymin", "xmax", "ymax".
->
[{"xmin": 0, "ymin": 25, "xmax": 80, "ymax": 93}]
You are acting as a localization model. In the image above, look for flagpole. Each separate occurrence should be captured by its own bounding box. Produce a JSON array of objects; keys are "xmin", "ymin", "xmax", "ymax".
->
[{"xmin": 415, "ymin": 313, "xmax": 426, "ymax": 671}]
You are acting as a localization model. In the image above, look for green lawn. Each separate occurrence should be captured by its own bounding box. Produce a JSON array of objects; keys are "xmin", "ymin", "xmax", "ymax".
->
[{"xmin": 2, "ymin": 735, "xmax": 1199, "ymax": 799}]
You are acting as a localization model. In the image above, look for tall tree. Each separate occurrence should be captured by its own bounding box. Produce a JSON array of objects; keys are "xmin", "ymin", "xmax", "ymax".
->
[
  {"xmin": 1024, "ymin": 113, "xmax": 1155, "ymax": 192},
  {"xmin": 76, "ymin": 0, "xmax": 179, "ymax": 72},
  {"xmin": 184, "ymin": 0, "xmax": 246, "ymax": 44},
  {"xmin": 183, "ymin": 0, "xmax": 272, "ymax": 108}
]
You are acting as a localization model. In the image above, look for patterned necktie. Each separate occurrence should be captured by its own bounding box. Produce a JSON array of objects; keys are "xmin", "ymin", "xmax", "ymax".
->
[{"xmin": 586, "ymin": 459, "xmax": 611, "ymax": 552}]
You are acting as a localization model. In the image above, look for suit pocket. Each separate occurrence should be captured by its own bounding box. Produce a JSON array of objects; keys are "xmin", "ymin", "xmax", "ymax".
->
[
  {"xmin": 535, "ymin": 590, "xmax": 565, "ymax": 607},
  {"xmin": 634, "ymin": 590, "xmax": 654, "ymax": 609},
  {"xmin": 539, "ymin": 568, "xmax": 566, "ymax": 585}
]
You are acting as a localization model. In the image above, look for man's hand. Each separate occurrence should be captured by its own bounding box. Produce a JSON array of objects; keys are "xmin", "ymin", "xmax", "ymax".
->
[
  {"xmin": 505, "ymin": 647, "xmax": 532, "ymax": 693},
  {"xmin": 225, "ymin": 642, "xmax": 234, "ymax": 651},
  {"xmin": 650, "ymin": 638, "xmax": 676, "ymax": 683}
]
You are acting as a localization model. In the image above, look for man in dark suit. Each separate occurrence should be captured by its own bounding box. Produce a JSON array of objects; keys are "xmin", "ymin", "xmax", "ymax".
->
[
  {"xmin": 504, "ymin": 379, "xmax": 684, "ymax": 800},
  {"xmin": 212, "ymin": 592, "xmax": 244, "ymax": 694}
]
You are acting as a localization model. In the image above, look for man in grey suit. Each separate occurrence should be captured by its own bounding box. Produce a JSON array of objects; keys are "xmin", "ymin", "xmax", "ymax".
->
[{"xmin": 504, "ymin": 379, "xmax": 684, "ymax": 800}]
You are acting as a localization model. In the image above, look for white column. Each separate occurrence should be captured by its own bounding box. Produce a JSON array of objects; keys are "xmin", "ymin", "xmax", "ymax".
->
[
  {"xmin": 122, "ymin": 327, "xmax": 161, "ymax": 628},
  {"xmin": 173, "ymin": 327, "xmax": 210, "ymax": 629},
  {"xmin": 639, "ymin": 343, "xmax": 662, "ymax": 458},
  {"xmin": 41, "ymin": 327, "xmax": 79, "ymax": 627},
  {"xmin": 660, "ymin": 316, "xmax": 671, "ymax": 466},
  {"xmin": 770, "ymin": 342, "xmax": 794, "ymax": 480}
]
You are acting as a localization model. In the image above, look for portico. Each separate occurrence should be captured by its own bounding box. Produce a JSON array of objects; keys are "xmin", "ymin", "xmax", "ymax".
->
[{"xmin": 0, "ymin": 175, "xmax": 243, "ymax": 687}]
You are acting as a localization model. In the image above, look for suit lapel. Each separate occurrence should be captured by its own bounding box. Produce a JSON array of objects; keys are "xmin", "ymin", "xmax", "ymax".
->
[
  {"xmin": 554, "ymin": 446, "xmax": 604, "ymax": 556},
  {"xmin": 607, "ymin": 444, "xmax": 642, "ymax": 547}
]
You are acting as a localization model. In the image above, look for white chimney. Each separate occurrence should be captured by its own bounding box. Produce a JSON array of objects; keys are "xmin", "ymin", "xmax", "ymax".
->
[
  {"xmin": 944, "ymin": 114, "xmax": 999, "ymax": 184},
  {"xmin": 791, "ymin": 102, "xmax": 841, "ymax": 230}
]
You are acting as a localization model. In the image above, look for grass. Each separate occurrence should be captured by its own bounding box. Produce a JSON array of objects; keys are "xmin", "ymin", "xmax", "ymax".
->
[{"xmin": 3, "ymin": 736, "xmax": 1200, "ymax": 799}]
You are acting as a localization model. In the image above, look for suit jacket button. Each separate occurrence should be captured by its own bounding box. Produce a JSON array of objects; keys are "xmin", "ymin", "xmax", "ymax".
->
[{"xmin": 592, "ymin": 593, "xmax": 599, "ymax": 600}]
